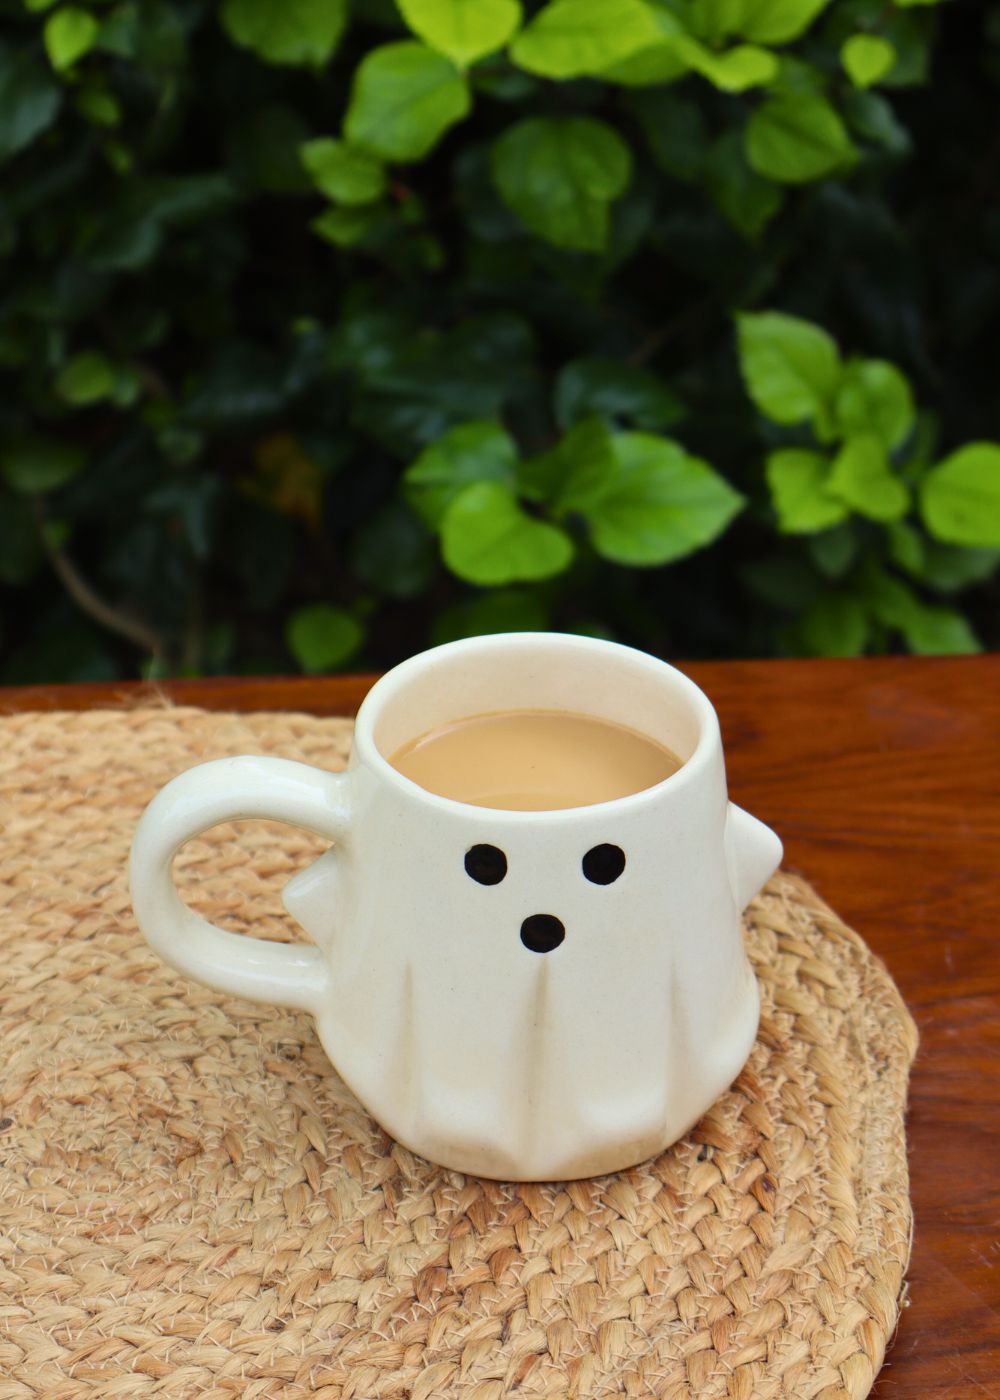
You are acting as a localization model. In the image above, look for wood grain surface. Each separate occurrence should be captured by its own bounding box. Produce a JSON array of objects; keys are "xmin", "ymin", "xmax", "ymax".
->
[{"xmin": 2, "ymin": 655, "xmax": 997, "ymax": 1397}]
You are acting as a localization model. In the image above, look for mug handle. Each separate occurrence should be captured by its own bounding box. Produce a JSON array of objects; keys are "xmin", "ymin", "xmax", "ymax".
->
[{"xmin": 129, "ymin": 755, "xmax": 350, "ymax": 1014}]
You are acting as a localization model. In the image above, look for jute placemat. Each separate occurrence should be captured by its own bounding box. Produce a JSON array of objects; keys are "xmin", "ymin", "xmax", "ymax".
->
[{"xmin": 0, "ymin": 705, "xmax": 917, "ymax": 1400}]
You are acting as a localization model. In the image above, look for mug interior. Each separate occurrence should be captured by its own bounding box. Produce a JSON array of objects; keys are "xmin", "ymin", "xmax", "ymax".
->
[{"xmin": 360, "ymin": 634, "xmax": 714, "ymax": 785}]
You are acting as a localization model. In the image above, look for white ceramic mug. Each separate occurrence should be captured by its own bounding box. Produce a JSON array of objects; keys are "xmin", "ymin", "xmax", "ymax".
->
[{"xmin": 130, "ymin": 634, "xmax": 781, "ymax": 1180}]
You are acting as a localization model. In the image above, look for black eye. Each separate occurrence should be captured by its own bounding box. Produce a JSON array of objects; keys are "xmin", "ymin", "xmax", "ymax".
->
[
  {"xmin": 465, "ymin": 844, "xmax": 507, "ymax": 885},
  {"xmin": 582, "ymin": 844, "xmax": 626, "ymax": 885}
]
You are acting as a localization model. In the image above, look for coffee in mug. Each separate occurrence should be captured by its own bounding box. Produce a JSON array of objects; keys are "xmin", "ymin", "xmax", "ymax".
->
[{"xmin": 389, "ymin": 709, "xmax": 683, "ymax": 811}]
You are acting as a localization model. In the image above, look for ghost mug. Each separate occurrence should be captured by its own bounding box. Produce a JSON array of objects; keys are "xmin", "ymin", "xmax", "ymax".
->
[{"xmin": 130, "ymin": 633, "xmax": 781, "ymax": 1181}]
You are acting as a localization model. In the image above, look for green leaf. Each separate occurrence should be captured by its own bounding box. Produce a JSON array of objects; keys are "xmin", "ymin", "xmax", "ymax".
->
[
  {"xmin": 582, "ymin": 433, "xmax": 744, "ymax": 567},
  {"xmin": 833, "ymin": 358, "xmax": 914, "ymax": 450},
  {"xmin": 918, "ymin": 543, "xmax": 1000, "ymax": 594},
  {"xmin": 509, "ymin": 0, "xmax": 659, "ymax": 78},
  {"xmin": 300, "ymin": 138, "xmax": 386, "ymax": 205},
  {"xmin": 286, "ymin": 604, "xmax": 363, "ymax": 672},
  {"xmin": 885, "ymin": 520, "xmax": 925, "ymax": 576},
  {"xmin": 747, "ymin": 92, "xmax": 857, "ymax": 183},
  {"xmin": 44, "ymin": 7, "xmax": 99, "ymax": 71},
  {"xmin": 828, "ymin": 434, "xmax": 909, "ymax": 521},
  {"xmin": 599, "ymin": 39, "xmax": 688, "ymax": 87},
  {"xmin": 518, "ymin": 416, "xmax": 616, "ymax": 508},
  {"xmin": 920, "ymin": 444, "xmax": 1000, "ymax": 546},
  {"xmin": 76, "ymin": 87, "xmax": 121, "ymax": 126},
  {"xmin": 351, "ymin": 501, "xmax": 435, "ymax": 598},
  {"xmin": 440, "ymin": 481, "xmax": 574, "ymax": 584},
  {"xmin": 0, "ymin": 46, "xmax": 62, "ymax": 163},
  {"xmin": 706, "ymin": 131, "xmax": 784, "ymax": 239},
  {"xmin": 405, "ymin": 420, "xmax": 518, "ymax": 527},
  {"xmin": 808, "ymin": 522, "xmax": 857, "ymax": 578},
  {"xmin": 55, "ymin": 350, "xmax": 117, "ymax": 405},
  {"xmin": 220, "ymin": 0, "xmax": 348, "ymax": 66},
  {"xmin": 737, "ymin": 311, "xmax": 841, "ymax": 427},
  {"xmin": 671, "ymin": 36, "xmax": 778, "ymax": 91},
  {"xmin": 900, "ymin": 604, "xmax": 980, "ymax": 655},
  {"xmin": 555, "ymin": 358, "xmax": 683, "ymax": 432},
  {"xmin": 491, "ymin": 116, "xmax": 631, "ymax": 252},
  {"xmin": 431, "ymin": 586, "xmax": 548, "ymax": 643},
  {"xmin": 344, "ymin": 41, "xmax": 470, "ymax": 162},
  {"xmin": 863, "ymin": 568, "xmax": 980, "ymax": 654},
  {"xmin": 311, "ymin": 204, "xmax": 386, "ymax": 247},
  {"xmin": 841, "ymin": 33, "xmax": 896, "ymax": 88},
  {"xmin": 800, "ymin": 593, "xmax": 869, "ymax": 657},
  {"xmin": 735, "ymin": 0, "xmax": 832, "ymax": 44},
  {"xmin": 765, "ymin": 448, "xmax": 848, "ymax": 533},
  {"xmin": 842, "ymin": 89, "xmax": 910, "ymax": 156},
  {"xmin": 626, "ymin": 91, "xmax": 707, "ymax": 182},
  {"xmin": 0, "ymin": 436, "xmax": 86, "ymax": 494},
  {"xmin": 396, "ymin": 0, "xmax": 522, "ymax": 66}
]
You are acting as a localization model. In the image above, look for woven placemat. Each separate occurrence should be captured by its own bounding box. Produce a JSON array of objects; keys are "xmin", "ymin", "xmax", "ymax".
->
[{"xmin": 0, "ymin": 704, "xmax": 917, "ymax": 1400}]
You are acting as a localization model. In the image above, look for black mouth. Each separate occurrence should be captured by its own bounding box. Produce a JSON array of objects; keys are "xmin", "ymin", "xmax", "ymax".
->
[{"xmin": 520, "ymin": 914, "xmax": 565, "ymax": 954}]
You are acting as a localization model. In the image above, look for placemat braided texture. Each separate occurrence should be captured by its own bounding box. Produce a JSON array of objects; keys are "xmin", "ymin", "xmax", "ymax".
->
[{"xmin": 0, "ymin": 705, "xmax": 917, "ymax": 1400}]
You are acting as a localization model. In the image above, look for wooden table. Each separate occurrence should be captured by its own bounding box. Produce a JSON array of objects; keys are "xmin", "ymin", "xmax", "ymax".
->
[{"xmin": 3, "ymin": 656, "xmax": 997, "ymax": 1397}]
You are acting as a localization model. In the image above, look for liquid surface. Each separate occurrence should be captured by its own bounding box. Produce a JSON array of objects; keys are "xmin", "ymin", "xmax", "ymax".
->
[{"xmin": 388, "ymin": 709, "xmax": 682, "ymax": 810}]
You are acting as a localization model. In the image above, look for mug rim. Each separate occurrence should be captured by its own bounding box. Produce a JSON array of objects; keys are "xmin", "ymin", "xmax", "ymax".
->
[{"xmin": 351, "ymin": 632, "xmax": 722, "ymax": 822}]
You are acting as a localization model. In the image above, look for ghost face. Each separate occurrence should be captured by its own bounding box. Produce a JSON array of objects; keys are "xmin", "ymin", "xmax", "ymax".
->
[{"xmin": 464, "ymin": 839, "xmax": 627, "ymax": 952}]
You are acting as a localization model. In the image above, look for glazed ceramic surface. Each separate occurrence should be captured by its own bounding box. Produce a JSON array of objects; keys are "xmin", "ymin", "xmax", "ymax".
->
[{"xmin": 130, "ymin": 634, "xmax": 782, "ymax": 1180}]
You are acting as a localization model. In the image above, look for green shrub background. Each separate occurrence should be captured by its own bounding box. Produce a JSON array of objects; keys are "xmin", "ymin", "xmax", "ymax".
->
[{"xmin": 1, "ymin": 0, "xmax": 998, "ymax": 681}]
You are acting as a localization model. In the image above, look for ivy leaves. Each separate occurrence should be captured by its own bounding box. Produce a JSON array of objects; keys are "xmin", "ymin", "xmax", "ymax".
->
[
  {"xmin": 404, "ymin": 418, "xmax": 742, "ymax": 585},
  {"xmin": 740, "ymin": 309, "xmax": 1000, "ymax": 654}
]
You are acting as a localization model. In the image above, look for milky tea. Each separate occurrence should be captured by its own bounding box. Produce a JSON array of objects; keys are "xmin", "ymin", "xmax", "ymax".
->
[{"xmin": 389, "ymin": 709, "xmax": 682, "ymax": 811}]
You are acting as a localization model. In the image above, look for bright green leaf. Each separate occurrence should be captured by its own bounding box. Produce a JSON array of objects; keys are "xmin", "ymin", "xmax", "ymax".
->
[
  {"xmin": 920, "ymin": 443, "xmax": 1000, "ymax": 546},
  {"xmin": 55, "ymin": 351, "xmax": 118, "ymax": 405},
  {"xmin": 518, "ymin": 417, "xmax": 616, "ymax": 508},
  {"xmin": 583, "ymin": 433, "xmax": 744, "ymax": 566},
  {"xmin": 405, "ymin": 420, "xmax": 519, "ymax": 527},
  {"xmin": 220, "ymin": 0, "xmax": 348, "ymax": 66},
  {"xmin": 747, "ymin": 92, "xmax": 857, "ymax": 183},
  {"xmin": 440, "ymin": 481, "xmax": 574, "ymax": 584},
  {"xmin": 300, "ymin": 137, "xmax": 386, "ymax": 205},
  {"xmin": 828, "ymin": 434, "xmax": 909, "ymax": 521},
  {"xmin": 286, "ymin": 604, "xmax": 363, "ymax": 672},
  {"xmin": 735, "ymin": 0, "xmax": 832, "ymax": 44},
  {"xmin": 509, "ymin": 0, "xmax": 659, "ymax": 79},
  {"xmin": 834, "ymin": 358, "xmax": 914, "ymax": 450},
  {"xmin": 737, "ymin": 311, "xmax": 841, "ymax": 427},
  {"xmin": 345, "ymin": 41, "xmax": 470, "ymax": 162},
  {"xmin": 555, "ymin": 358, "xmax": 683, "ymax": 432},
  {"xmin": 491, "ymin": 116, "xmax": 631, "ymax": 252},
  {"xmin": 397, "ymin": 0, "xmax": 522, "ymax": 66},
  {"xmin": 765, "ymin": 448, "xmax": 848, "ymax": 533},
  {"xmin": 841, "ymin": 33, "xmax": 896, "ymax": 88},
  {"xmin": 0, "ymin": 436, "xmax": 86, "ymax": 494},
  {"xmin": 706, "ymin": 131, "xmax": 784, "ymax": 239},
  {"xmin": 599, "ymin": 39, "xmax": 688, "ymax": 86},
  {"xmin": 672, "ymin": 35, "xmax": 778, "ymax": 91},
  {"xmin": 800, "ymin": 593, "xmax": 869, "ymax": 657},
  {"xmin": 44, "ymin": 7, "xmax": 99, "ymax": 71}
]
